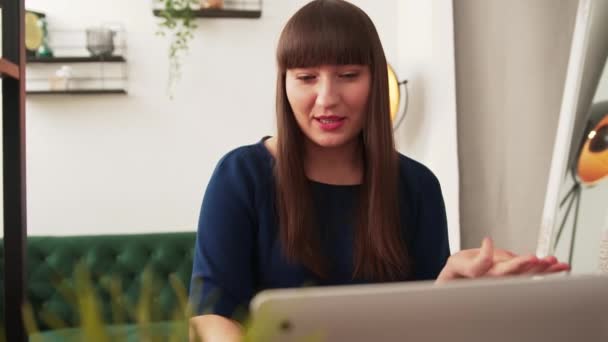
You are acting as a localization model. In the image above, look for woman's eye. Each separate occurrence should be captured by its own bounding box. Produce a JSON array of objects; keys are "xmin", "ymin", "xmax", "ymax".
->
[
  {"xmin": 297, "ymin": 75, "xmax": 316, "ymax": 81},
  {"xmin": 340, "ymin": 72, "xmax": 359, "ymax": 79}
]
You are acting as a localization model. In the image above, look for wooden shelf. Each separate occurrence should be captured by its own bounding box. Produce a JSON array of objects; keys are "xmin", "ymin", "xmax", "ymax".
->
[
  {"xmin": 27, "ymin": 56, "xmax": 126, "ymax": 63},
  {"xmin": 0, "ymin": 58, "xmax": 20, "ymax": 79},
  {"xmin": 153, "ymin": 8, "xmax": 261, "ymax": 19},
  {"xmin": 27, "ymin": 89, "xmax": 127, "ymax": 95}
]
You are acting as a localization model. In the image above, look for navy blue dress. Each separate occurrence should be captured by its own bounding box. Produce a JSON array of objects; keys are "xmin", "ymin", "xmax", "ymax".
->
[{"xmin": 190, "ymin": 137, "xmax": 450, "ymax": 319}]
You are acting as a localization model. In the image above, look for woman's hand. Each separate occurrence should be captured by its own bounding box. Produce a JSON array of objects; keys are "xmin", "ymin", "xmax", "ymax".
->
[
  {"xmin": 435, "ymin": 237, "xmax": 570, "ymax": 284},
  {"xmin": 189, "ymin": 314, "xmax": 242, "ymax": 342}
]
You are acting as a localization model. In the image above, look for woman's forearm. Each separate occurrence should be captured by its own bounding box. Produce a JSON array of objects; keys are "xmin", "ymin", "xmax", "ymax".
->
[{"xmin": 189, "ymin": 314, "xmax": 243, "ymax": 342}]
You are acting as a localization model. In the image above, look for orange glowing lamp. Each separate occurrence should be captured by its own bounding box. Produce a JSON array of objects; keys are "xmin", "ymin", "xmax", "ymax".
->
[
  {"xmin": 553, "ymin": 101, "xmax": 608, "ymax": 260},
  {"xmin": 577, "ymin": 103, "xmax": 608, "ymax": 185}
]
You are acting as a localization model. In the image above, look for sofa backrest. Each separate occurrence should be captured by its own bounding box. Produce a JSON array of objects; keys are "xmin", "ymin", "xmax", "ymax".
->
[{"xmin": 0, "ymin": 232, "xmax": 196, "ymax": 331}]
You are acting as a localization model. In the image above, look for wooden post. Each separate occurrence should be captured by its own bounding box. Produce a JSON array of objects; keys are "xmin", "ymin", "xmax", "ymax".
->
[{"xmin": 2, "ymin": 0, "xmax": 28, "ymax": 340}]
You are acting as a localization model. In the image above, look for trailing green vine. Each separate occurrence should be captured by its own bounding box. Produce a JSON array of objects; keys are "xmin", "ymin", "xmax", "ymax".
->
[{"xmin": 155, "ymin": 0, "xmax": 199, "ymax": 98}]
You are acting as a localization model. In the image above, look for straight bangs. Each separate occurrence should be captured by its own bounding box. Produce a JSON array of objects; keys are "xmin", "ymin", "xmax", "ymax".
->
[{"xmin": 277, "ymin": 0, "xmax": 373, "ymax": 70}]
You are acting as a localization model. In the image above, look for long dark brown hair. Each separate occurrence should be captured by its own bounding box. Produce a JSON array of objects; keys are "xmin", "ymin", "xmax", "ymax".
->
[{"xmin": 275, "ymin": 0, "xmax": 411, "ymax": 281}]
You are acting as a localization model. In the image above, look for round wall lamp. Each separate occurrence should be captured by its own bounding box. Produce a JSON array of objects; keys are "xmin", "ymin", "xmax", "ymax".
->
[
  {"xmin": 554, "ymin": 100, "xmax": 608, "ymax": 265},
  {"xmin": 387, "ymin": 64, "xmax": 409, "ymax": 130},
  {"xmin": 577, "ymin": 102, "xmax": 608, "ymax": 185}
]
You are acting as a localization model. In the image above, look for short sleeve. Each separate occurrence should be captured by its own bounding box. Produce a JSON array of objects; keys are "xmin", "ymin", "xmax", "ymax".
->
[{"xmin": 189, "ymin": 152, "xmax": 257, "ymax": 320}]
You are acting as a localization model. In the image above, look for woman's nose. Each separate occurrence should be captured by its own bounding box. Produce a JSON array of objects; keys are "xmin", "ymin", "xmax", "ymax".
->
[{"xmin": 315, "ymin": 77, "xmax": 339, "ymax": 108}]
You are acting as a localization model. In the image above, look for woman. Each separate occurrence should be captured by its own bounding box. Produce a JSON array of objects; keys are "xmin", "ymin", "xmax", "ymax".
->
[{"xmin": 189, "ymin": 0, "xmax": 569, "ymax": 340}]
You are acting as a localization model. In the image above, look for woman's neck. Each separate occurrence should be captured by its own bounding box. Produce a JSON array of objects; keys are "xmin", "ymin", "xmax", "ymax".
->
[{"xmin": 304, "ymin": 137, "xmax": 363, "ymax": 185}]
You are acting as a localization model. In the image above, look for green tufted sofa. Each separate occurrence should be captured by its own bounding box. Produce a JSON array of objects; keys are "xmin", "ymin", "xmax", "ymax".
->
[{"xmin": 0, "ymin": 232, "xmax": 196, "ymax": 340}]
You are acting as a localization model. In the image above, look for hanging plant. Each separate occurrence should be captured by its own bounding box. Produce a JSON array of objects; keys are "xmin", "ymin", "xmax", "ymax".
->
[{"xmin": 155, "ymin": 0, "xmax": 199, "ymax": 98}]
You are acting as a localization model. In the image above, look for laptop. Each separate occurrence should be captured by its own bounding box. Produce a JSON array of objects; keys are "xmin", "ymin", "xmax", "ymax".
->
[{"xmin": 249, "ymin": 274, "xmax": 608, "ymax": 342}]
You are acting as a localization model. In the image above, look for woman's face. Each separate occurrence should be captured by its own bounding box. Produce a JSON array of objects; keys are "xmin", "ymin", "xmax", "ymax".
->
[{"xmin": 285, "ymin": 64, "xmax": 371, "ymax": 149}]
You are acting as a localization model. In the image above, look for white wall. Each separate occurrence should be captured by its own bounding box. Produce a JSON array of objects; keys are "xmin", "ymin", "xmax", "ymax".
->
[
  {"xmin": 395, "ymin": 0, "xmax": 460, "ymax": 252},
  {"xmin": 454, "ymin": 0, "xmax": 578, "ymax": 253},
  {"xmin": 25, "ymin": 0, "xmax": 450, "ymax": 237},
  {"xmin": 597, "ymin": 65, "xmax": 608, "ymax": 99},
  {"xmin": 8, "ymin": 1, "xmax": 462, "ymax": 251}
]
